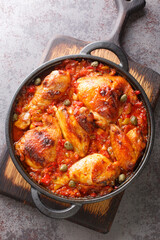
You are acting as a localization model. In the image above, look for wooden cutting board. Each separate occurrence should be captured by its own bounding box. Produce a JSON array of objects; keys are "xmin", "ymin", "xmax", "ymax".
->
[{"xmin": 0, "ymin": 0, "xmax": 160, "ymax": 234}]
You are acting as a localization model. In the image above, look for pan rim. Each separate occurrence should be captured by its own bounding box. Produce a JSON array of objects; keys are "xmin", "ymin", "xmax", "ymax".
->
[{"xmin": 5, "ymin": 54, "xmax": 155, "ymax": 204}]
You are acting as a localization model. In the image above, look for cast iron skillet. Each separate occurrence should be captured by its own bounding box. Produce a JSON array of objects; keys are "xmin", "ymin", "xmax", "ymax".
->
[{"xmin": 5, "ymin": 0, "xmax": 155, "ymax": 219}]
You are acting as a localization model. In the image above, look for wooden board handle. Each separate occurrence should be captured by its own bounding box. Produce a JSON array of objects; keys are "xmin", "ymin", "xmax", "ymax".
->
[{"xmin": 109, "ymin": 0, "xmax": 146, "ymax": 45}]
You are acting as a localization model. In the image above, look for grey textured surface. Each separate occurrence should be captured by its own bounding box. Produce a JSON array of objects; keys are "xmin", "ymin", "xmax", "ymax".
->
[{"xmin": 0, "ymin": 0, "xmax": 160, "ymax": 239}]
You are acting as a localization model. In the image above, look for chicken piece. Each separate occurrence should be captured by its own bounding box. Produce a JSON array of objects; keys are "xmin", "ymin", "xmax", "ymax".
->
[
  {"xmin": 56, "ymin": 105, "xmax": 90, "ymax": 157},
  {"xmin": 15, "ymin": 114, "xmax": 62, "ymax": 169},
  {"xmin": 77, "ymin": 75, "xmax": 137, "ymax": 123},
  {"xmin": 110, "ymin": 124, "xmax": 136, "ymax": 171},
  {"xmin": 74, "ymin": 107, "xmax": 95, "ymax": 133},
  {"xmin": 14, "ymin": 112, "xmax": 31, "ymax": 130},
  {"xmin": 15, "ymin": 70, "xmax": 71, "ymax": 130},
  {"xmin": 69, "ymin": 153, "xmax": 120, "ymax": 185},
  {"xmin": 127, "ymin": 127, "xmax": 146, "ymax": 159},
  {"xmin": 91, "ymin": 111, "xmax": 108, "ymax": 129},
  {"xmin": 53, "ymin": 174, "xmax": 70, "ymax": 190}
]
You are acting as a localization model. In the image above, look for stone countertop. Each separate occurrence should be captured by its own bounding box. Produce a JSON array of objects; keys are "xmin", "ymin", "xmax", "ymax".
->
[{"xmin": 0, "ymin": 0, "xmax": 159, "ymax": 239}]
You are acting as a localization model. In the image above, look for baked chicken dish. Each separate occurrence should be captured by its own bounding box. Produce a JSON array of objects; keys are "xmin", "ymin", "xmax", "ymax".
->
[{"xmin": 12, "ymin": 59, "xmax": 148, "ymax": 198}]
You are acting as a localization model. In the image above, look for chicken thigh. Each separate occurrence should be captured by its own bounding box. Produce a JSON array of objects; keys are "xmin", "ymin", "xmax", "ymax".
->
[
  {"xmin": 15, "ymin": 114, "xmax": 62, "ymax": 169},
  {"xmin": 77, "ymin": 74, "xmax": 137, "ymax": 124},
  {"xmin": 110, "ymin": 124, "xmax": 145, "ymax": 171},
  {"xmin": 15, "ymin": 70, "xmax": 71, "ymax": 129},
  {"xmin": 56, "ymin": 105, "xmax": 90, "ymax": 157},
  {"xmin": 69, "ymin": 153, "xmax": 120, "ymax": 185},
  {"xmin": 126, "ymin": 127, "xmax": 146, "ymax": 159}
]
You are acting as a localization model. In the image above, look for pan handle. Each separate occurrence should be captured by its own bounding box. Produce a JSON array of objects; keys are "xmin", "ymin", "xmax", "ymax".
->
[
  {"xmin": 80, "ymin": 41, "xmax": 128, "ymax": 72},
  {"xmin": 31, "ymin": 188, "xmax": 82, "ymax": 219}
]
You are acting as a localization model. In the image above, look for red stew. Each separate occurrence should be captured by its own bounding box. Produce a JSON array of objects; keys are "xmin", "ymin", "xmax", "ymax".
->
[{"xmin": 12, "ymin": 59, "xmax": 148, "ymax": 198}]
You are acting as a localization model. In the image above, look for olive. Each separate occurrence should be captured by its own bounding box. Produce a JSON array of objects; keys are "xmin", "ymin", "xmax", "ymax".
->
[
  {"xmin": 120, "ymin": 94, "xmax": 127, "ymax": 103},
  {"xmin": 130, "ymin": 115, "xmax": 138, "ymax": 125},
  {"xmin": 68, "ymin": 180, "xmax": 76, "ymax": 188},
  {"xmin": 34, "ymin": 77, "xmax": 41, "ymax": 86},
  {"xmin": 63, "ymin": 99, "xmax": 71, "ymax": 106},
  {"xmin": 13, "ymin": 113, "xmax": 18, "ymax": 121},
  {"xmin": 107, "ymin": 146, "xmax": 112, "ymax": 155},
  {"xmin": 64, "ymin": 141, "xmax": 74, "ymax": 150},
  {"xmin": 118, "ymin": 174, "xmax": 126, "ymax": 183},
  {"xmin": 91, "ymin": 61, "xmax": 98, "ymax": 67},
  {"xmin": 60, "ymin": 164, "xmax": 68, "ymax": 172}
]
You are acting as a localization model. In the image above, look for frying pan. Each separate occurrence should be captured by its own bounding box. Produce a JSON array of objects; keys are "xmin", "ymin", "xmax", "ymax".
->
[{"xmin": 5, "ymin": 0, "xmax": 155, "ymax": 219}]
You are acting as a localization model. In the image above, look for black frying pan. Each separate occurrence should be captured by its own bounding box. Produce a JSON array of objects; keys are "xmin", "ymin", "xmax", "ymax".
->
[{"xmin": 5, "ymin": 0, "xmax": 155, "ymax": 219}]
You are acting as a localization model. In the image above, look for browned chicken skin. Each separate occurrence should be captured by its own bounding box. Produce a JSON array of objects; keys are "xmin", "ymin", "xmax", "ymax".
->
[
  {"xmin": 56, "ymin": 105, "xmax": 90, "ymax": 157},
  {"xmin": 110, "ymin": 124, "xmax": 145, "ymax": 171},
  {"xmin": 67, "ymin": 125, "xmax": 146, "ymax": 186},
  {"xmin": 73, "ymin": 106, "xmax": 95, "ymax": 133},
  {"xmin": 126, "ymin": 127, "xmax": 146, "ymax": 159},
  {"xmin": 15, "ymin": 114, "xmax": 62, "ymax": 169},
  {"xmin": 77, "ymin": 74, "xmax": 137, "ymax": 123},
  {"xmin": 69, "ymin": 153, "xmax": 120, "ymax": 186},
  {"xmin": 15, "ymin": 70, "xmax": 71, "ymax": 130}
]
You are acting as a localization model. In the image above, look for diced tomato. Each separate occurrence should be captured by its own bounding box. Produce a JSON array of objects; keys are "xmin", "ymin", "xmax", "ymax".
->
[
  {"xmin": 74, "ymin": 153, "xmax": 79, "ymax": 160},
  {"xmin": 86, "ymin": 65, "xmax": 94, "ymax": 70},
  {"xmin": 27, "ymin": 85, "xmax": 35, "ymax": 94},
  {"xmin": 90, "ymin": 192, "xmax": 96, "ymax": 197},
  {"xmin": 47, "ymin": 107, "xmax": 55, "ymax": 114},
  {"xmin": 40, "ymin": 173, "xmax": 51, "ymax": 185},
  {"xmin": 58, "ymin": 139, "xmax": 66, "ymax": 147},
  {"xmin": 134, "ymin": 101, "xmax": 143, "ymax": 107},
  {"xmin": 15, "ymin": 106, "xmax": 22, "ymax": 114},
  {"xmin": 135, "ymin": 90, "xmax": 141, "ymax": 95}
]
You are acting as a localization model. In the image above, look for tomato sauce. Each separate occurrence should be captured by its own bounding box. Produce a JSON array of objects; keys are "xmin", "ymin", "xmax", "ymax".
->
[{"xmin": 12, "ymin": 59, "xmax": 148, "ymax": 199}]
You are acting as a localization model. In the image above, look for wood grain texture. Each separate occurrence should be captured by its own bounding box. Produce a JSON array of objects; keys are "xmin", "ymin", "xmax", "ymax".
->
[
  {"xmin": 0, "ymin": 35, "xmax": 159, "ymax": 233},
  {"xmin": 0, "ymin": 153, "xmax": 123, "ymax": 233}
]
